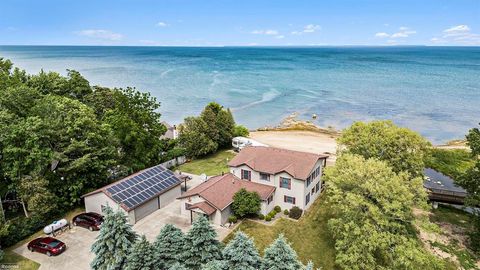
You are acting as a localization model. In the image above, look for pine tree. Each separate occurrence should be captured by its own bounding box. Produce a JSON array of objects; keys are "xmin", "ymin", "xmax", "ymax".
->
[
  {"xmin": 261, "ymin": 234, "xmax": 302, "ymax": 270},
  {"xmin": 90, "ymin": 207, "xmax": 137, "ymax": 270},
  {"xmin": 169, "ymin": 262, "xmax": 189, "ymax": 270},
  {"xmin": 182, "ymin": 216, "xmax": 222, "ymax": 269},
  {"xmin": 201, "ymin": 260, "xmax": 226, "ymax": 270},
  {"xmin": 153, "ymin": 224, "xmax": 186, "ymax": 268},
  {"xmin": 304, "ymin": 261, "xmax": 314, "ymax": 270},
  {"xmin": 125, "ymin": 235, "xmax": 156, "ymax": 270},
  {"xmin": 222, "ymin": 231, "xmax": 261, "ymax": 270}
]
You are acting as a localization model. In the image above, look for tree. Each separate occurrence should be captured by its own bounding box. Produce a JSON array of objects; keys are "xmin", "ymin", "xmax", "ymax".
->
[
  {"xmin": 182, "ymin": 216, "xmax": 222, "ymax": 269},
  {"xmin": 457, "ymin": 123, "xmax": 480, "ymax": 252},
  {"xmin": 170, "ymin": 263, "xmax": 189, "ymax": 270},
  {"xmin": 200, "ymin": 102, "xmax": 235, "ymax": 148},
  {"xmin": 338, "ymin": 120, "xmax": 430, "ymax": 177},
  {"xmin": 261, "ymin": 234, "xmax": 302, "ymax": 270},
  {"xmin": 18, "ymin": 175, "xmax": 56, "ymax": 216},
  {"xmin": 233, "ymin": 125, "xmax": 249, "ymax": 137},
  {"xmin": 222, "ymin": 231, "xmax": 261, "ymax": 270},
  {"xmin": 125, "ymin": 235, "xmax": 156, "ymax": 270},
  {"xmin": 153, "ymin": 224, "xmax": 185, "ymax": 268},
  {"xmin": 304, "ymin": 261, "xmax": 314, "ymax": 270},
  {"xmin": 231, "ymin": 188, "xmax": 261, "ymax": 218},
  {"xmin": 91, "ymin": 207, "xmax": 137, "ymax": 270},
  {"xmin": 178, "ymin": 117, "xmax": 217, "ymax": 158},
  {"xmin": 105, "ymin": 87, "xmax": 166, "ymax": 171},
  {"xmin": 324, "ymin": 154, "xmax": 442, "ymax": 270},
  {"xmin": 201, "ymin": 260, "xmax": 226, "ymax": 270}
]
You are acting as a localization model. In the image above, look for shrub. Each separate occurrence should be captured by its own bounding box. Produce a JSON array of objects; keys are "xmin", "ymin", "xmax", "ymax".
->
[
  {"xmin": 228, "ymin": 215, "xmax": 238, "ymax": 224},
  {"xmin": 274, "ymin": 206, "xmax": 281, "ymax": 213},
  {"xmin": 233, "ymin": 125, "xmax": 249, "ymax": 137},
  {"xmin": 265, "ymin": 216, "xmax": 272, "ymax": 222},
  {"xmin": 288, "ymin": 207, "xmax": 303, "ymax": 220},
  {"xmin": 268, "ymin": 210, "xmax": 277, "ymax": 218},
  {"xmin": 0, "ymin": 214, "xmax": 46, "ymax": 248},
  {"xmin": 284, "ymin": 209, "xmax": 289, "ymax": 215},
  {"xmin": 231, "ymin": 188, "xmax": 261, "ymax": 218},
  {"xmin": 257, "ymin": 214, "xmax": 265, "ymax": 220}
]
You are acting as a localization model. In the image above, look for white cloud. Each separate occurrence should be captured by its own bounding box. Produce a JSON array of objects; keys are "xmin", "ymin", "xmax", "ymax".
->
[
  {"xmin": 375, "ymin": 32, "xmax": 390, "ymax": 38},
  {"xmin": 275, "ymin": 35, "xmax": 285, "ymax": 39},
  {"xmin": 291, "ymin": 24, "xmax": 321, "ymax": 35},
  {"xmin": 437, "ymin": 25, "xmax": 480, "ymax": 45},
  {"xmin": 76, "ymin": 29, "xmax": 123, "ymax": 41},
  {"xmin": 374, "ymin": 27, "xmax": 416, "ymax": 39},
  {"xmin": 251, "ymin": 29, "xmax": 279, "ymax": 35},
  {"xmin": 156, "ymin": 22, "xmax": 168, "ymax": 27}
]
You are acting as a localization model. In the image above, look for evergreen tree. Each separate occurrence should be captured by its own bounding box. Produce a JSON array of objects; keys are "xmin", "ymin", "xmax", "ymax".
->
[
  {"xmin": 304, "ymin": 261, "xmax": 314, "ymax": 270},
  {"xmin": 222, "ymin": 231, "xmax": 261, "ymax": 270},
  {"xmin": 261, "ymin": 234, "xmax": 302, "ymax": 270},
  {"xmin": 125, "ymin": 235, "xmax": 156, "ymax": 270},
  {"xmin": 170, "ymin": 262, "xmax": 189, "ymax": 270},
  {"xmin": 91, "ymin": 207, "xmax": 137, "ymax": 270},
  {"xmin": 182, "ymin": 216, "xmax": 222, "ymax": 269},
  {"xmin": 153, "ymin": 224, "xmax": 186, "ymax": 268},
  {"xmin": 201, "ymin": 260, "xmax": 226, "ymax": 270}
]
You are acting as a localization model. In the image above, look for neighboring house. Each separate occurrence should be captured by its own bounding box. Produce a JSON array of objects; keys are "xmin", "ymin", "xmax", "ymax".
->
[
  {"xmin": 82, "ymin": 164, "xmax": 182, "ymax": 224},
  {"xmin": 228, "ymin": 146, "xmax": 328, "ymax": 212},
  {"xmin": 177, "ymin": 173, "xmax": 275, "ymax": 225},
  {"xmin": 160, "ymin": 121, "xmax": 178, "ymax": 140}
]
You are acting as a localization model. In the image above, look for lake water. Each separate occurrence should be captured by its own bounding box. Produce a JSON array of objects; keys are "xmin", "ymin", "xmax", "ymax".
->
[{"xmin": 1, "ymin": 45, "xmax": 479, "ymax": 143}]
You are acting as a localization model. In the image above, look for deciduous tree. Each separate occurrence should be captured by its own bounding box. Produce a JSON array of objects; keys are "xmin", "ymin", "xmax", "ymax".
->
[{"xmin": 231, "ymin": 188, "xmax": 261, "ymax": 218}]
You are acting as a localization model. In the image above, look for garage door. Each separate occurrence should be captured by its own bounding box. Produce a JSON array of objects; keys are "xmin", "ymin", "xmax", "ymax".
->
[{"xmin": 134, "ymin": 197, "xmax": 159, "ymax": 222}]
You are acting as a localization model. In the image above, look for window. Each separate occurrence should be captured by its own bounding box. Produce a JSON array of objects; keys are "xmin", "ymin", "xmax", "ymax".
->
[
  {"xmin": 306, "ymin": 176, "xmax": 312, "ymax": 187},
  {"xmin": 306, "ymin": 193, "xmax": 310, "ymax": 205},
  {"xmin": 260, "ymin": 173, "xmax": 270, "ymax": 181},
  {"xmin": 267, "ymin": 194, "xmax": 273, "ymax": 204},
  {"xmin": 284, "ymin": 195, "xmax": 296, "ymax": 204},
  {"xmin": 311, "ymin": 187, "xmax": 315, "ymax": 195},
  {"xmin": 241, "ymin": 169, "xmax": 251, "ymax": 180},
  {"xmin": 280, "ymin": 177, "xmax": 291, "ymax": 189},
  {"xmin": 316, "ymin": 182, "xmax": 320, "ymax": 192}
]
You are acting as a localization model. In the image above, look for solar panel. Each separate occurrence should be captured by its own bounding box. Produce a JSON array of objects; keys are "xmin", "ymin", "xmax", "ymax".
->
[{"xmin": 105, "ymin": 165, "xmax": 181, "ymax": 210}]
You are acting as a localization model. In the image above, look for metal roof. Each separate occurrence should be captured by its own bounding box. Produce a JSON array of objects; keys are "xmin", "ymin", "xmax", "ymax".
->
[{"xmin": 423, "ymin": 168, "xmax": 467, "ymax": 195}]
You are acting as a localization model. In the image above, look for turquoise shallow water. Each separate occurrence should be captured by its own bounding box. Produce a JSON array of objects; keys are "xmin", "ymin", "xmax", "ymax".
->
[{"xmin": 1, "ymin": 46, "xmax": 479, "ymax": 143}]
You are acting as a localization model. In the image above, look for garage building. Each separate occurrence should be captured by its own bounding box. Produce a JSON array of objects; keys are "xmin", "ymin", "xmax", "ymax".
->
[{"xmin": 82, "ymin": 164, "xmax": 182, "ymax": 224}]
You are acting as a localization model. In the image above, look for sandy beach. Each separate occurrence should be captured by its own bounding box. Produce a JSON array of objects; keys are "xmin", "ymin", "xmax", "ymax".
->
[{"xmin": 249, "ymin": 130, "xmax": 338, "ymax": 164}]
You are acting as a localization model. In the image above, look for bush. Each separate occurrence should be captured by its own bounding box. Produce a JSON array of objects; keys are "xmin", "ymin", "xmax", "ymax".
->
[
  {"xmin": 231, "ymin": 188, "xmax": 261, "ymax": 218},
  {"xmin": 257, "ymin": 214, "xmax": 265, "ymax": 220},
  {"xmin": 265, "ymin": 216, "xmax": 272, "ymax": 222},
  {"xmin": 0, "ymin": 215, "xmax": 46, "ymax": 247},
  {"xmin": 0, "ymin": 248, "xmax": 3, "ymax": 261},
  {"xmin": 284, "ymin": 209, "xmax": 289, "ymax": 215},
  {"xmin": 288, "ymin": 207, "xmax": 303, "ymax": 220},
  {"xmin": 233, "ymin": 125, "xmax": 249, "ymax": 137},
  {"xmin": 274, "ymin": 206, "xmax": 281, "ymax": 213},
  {"xmin": 228, "ymin": 215, "xmax": 238, "ymax": 224},
  {"xmin": 268, "ymin": 210, "xmax": 277, "ymax": 218}
]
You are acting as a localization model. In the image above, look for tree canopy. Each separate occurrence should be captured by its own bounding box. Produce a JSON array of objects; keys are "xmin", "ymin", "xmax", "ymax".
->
[
  {"xmin": 231, "ymin": 188, "xmax": 261, "ymax": 218},
  {"xmin": 338, "ymin": 120, "xmax": 430, "ymax": 177},
  {"xmin": 324, "ymin": 154, "xmax": 441, "ymax": 270},
  {"xmin": 222, "ymin": 231, "xmax": 262, "ymax": 270}
]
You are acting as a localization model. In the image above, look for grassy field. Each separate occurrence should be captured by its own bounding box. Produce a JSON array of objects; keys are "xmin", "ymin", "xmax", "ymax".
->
[
  {"xmin": 223, "ymin": 194, "xmax": 337, "ymax": 269},
  {"xmin": 176, "ymin": 149, "xmax": 236, "ymax": 176},
  {"xmin": 425, "ymin": 148, "xmax": 475, "ymax": 180},
  {"xmin": 0, "ymin": 207, "xmax": 85, "ymax": 270}
]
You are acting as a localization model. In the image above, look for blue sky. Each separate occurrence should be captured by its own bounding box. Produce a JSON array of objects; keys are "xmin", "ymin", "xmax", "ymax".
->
[{"xmin": 1, "ymin": 0, "xmax": 479, "ymax": 46}]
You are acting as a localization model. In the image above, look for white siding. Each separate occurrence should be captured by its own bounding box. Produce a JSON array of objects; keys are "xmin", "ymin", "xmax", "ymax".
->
[
  {"xmin": 303, "ymin": 159, "xmax": 324, "ymax": 210},
  {"xmin": 84, "ymin": 192, "xmax": 135, "ymax": 224},
  {"xmin": 160, "ymin": 185, "xmax": 181, "ymax": 208},
  {"xmin": 134, "ymin": 197, "xmax": 159, "ymax": 222}
]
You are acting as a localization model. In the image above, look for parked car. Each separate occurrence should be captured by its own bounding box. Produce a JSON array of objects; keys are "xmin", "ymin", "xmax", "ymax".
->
[
  {"xmin": 72, "ymin": 212, "xmax": 104, "ymax": 231},
  {"xmin": 27, "ymin": 237, "xmax": 66, "ymax": 256}
]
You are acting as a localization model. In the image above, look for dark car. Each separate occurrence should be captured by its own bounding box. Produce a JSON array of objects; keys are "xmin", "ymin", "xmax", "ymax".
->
[
  {"xmin": 28, "ymin": 237, "xmax": 66, "ymax": 256},
  {"xmin": 72, "ymin": 212, "xmax": 104, "ymax": 231}
]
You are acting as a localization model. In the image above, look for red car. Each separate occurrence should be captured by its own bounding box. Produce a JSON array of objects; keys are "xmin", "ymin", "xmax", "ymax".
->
[
  {"xmin": 28, "ymin": 237, "xmax": 66, "ymax": 256},
  {"xmin": 72, "ymin": 212, "xmax": 104, "ymax": 231}
]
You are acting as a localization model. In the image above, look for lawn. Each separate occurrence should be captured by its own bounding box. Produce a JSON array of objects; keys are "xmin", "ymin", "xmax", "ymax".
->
[
  {"xmin": 223, "ymin": 194, "xmax": 337, "ymax": 269},
  {"xmin": 425, "ymin": 148, "xmax": 475, "ymax": 180},
  {"xmin": 0, "ymin": 207, "xmax": 85, "ymax": 270},
  {"xmin": 430, "ymin": 204, "xmax": 473, "ymax": 229},
  {"xmin": 175, "ymin": 149, "xmax": 236, "ymax": 176}
]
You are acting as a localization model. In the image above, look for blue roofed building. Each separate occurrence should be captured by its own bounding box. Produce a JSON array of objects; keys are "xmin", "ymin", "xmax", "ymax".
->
[{"xmin": 82, "ymin": 164, "xmax": 182, "ymax": 224}]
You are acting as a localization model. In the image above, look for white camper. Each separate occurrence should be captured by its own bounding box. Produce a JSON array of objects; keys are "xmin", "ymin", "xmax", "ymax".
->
[{"xmin": 232, "ymin": 137, "xmax": 268, "ymax": 151}]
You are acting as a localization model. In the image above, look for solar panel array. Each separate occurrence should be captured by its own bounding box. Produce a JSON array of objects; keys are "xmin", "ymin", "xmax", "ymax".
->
[{"xmin": 106, "ymin": 165, "xmax": 181, "ymax": 209}]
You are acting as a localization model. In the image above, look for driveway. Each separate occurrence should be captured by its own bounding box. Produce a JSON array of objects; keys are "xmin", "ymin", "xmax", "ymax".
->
[{"xmin": 14, "ymin": 173, "xmax": 232, "ymax": 270}]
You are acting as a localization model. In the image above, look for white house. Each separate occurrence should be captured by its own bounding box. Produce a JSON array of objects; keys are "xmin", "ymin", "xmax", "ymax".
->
[
  {"xmin": 82, "ymin": 164, "xmax": 182, "ymax": 224},
  {"xmin": 228, "ymin": 146, "xmax": 328, "ymax": 212}
]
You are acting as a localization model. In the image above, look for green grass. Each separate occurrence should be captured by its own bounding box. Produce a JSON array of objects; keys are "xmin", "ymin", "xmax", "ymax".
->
[
  {"xmin": 0, "ymin": 207, "xmax": 85, "ymax": 270},
  {"xmin": 223, "ymin": 194, "xmax": 337, "ymax": 269},
  {"xmin": 431, "ymin": 241, "xmax": 480, "ymax": 270},
  {"xmin": 425, "ymin": 148, "xmax": 475, "ymax": 180},
  {"xmin": 430, "ymin": 205, "xmax": 473, "ymax": 229},
  {"xmin": 175, "ymin": 149, "xmax": 236, "ymax": 176}
]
